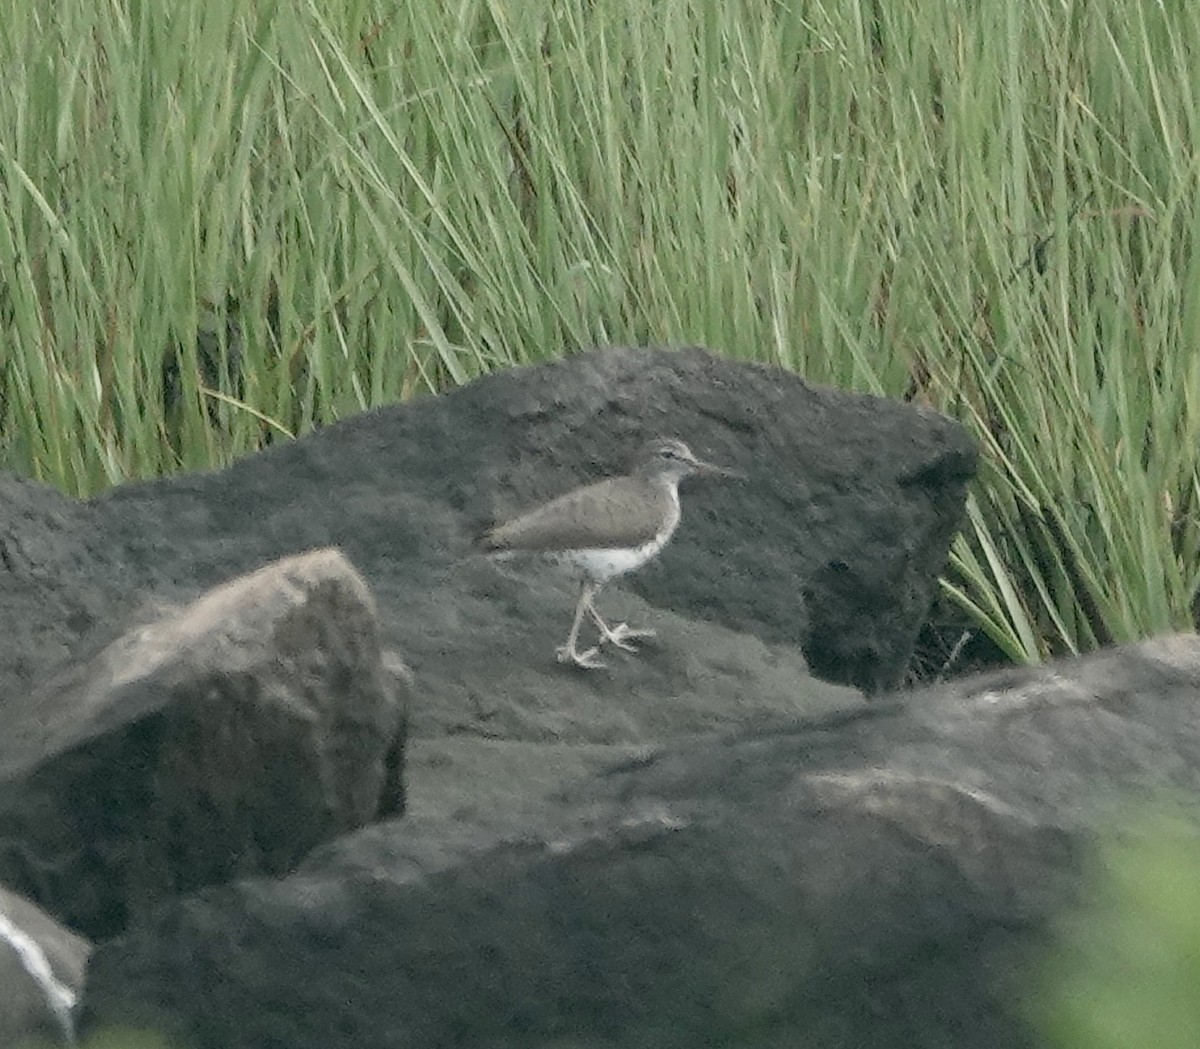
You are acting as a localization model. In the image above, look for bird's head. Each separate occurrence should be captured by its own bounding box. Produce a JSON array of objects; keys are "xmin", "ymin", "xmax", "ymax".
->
[{"xmin": 634, "ymin": 437, "xmax": 741, "ymax": 483}]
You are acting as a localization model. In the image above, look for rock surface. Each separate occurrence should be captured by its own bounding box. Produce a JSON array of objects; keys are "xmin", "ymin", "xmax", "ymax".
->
[
  {"xmin": 0, "ymin": 347, "xmax": 985, "ymax": 1046},
  {"xmin": 0, "ymin": 345, "xmax": 972, "ymax": 886},
  {"xmin": 0, "ymin": 346, "xmax": 976, "ymax": 716},
  {"xmin": 0, "ymin": 886, "xmax": 90, "ymax": 1048},
  {"xmin": 0, "ymin": 549, "xmax": 405, "ymax": 941},
  {"xmin": 79, "ymin": 634, "xmax": 1200, "ymax": 1049}
]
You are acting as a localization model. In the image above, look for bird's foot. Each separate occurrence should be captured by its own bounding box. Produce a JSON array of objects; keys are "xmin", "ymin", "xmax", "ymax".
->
[
  {"xmin": 556, "ymin": 643, "xmax": 606, "ymax": 670},
  {"xmin": 597, "ymin": 622, "xmax": 656, "ymax": 653}
]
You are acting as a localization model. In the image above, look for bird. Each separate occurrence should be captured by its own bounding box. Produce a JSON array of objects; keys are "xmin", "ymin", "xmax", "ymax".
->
[{"xmin": 478, "ymin": 437, "xmax": 738, "ymax": 668}]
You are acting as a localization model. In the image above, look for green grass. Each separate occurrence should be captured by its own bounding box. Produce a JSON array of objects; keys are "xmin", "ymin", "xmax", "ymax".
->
[
  {"xmin": 1032, "ymin": 818, "xmax": 1200, "ymax": 1049},
  {"xmin": 2, "ymin": 0, "xmax": 1200, "ymax": 664}
]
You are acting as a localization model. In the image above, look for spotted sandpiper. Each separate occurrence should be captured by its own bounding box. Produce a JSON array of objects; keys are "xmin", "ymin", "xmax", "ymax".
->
[{"xmin": 479, "ymin": 437, "xmax": 737, "ymax": 669}]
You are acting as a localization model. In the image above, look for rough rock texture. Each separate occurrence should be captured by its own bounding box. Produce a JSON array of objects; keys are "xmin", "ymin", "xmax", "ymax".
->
[
  {"xmin": 0, "ymin": 347, "xmax": 975, "ymax": 717},
  {"xmin": 0, "ymin": 346, "xmax": 981, "ymax": 1044},
  {"xmin": 0, "ymin": 886, "xmax": 90, "ymax": 1048},
  {"xmin": 0, "ymin": 549, "xmax": 405, "ymax": 941},
  {"xmin": 81, "ymin": 635, "xmax": 1200, "ymax": 1049},
  {"xmin": 0, "ymin": 474, "xmax": 117, "ymax": 694}
]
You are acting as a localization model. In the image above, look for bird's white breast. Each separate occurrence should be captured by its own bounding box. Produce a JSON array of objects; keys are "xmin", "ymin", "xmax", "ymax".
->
[{"xmin": 562, "ymin": 486, "xmax": 681, "ymax": 583}]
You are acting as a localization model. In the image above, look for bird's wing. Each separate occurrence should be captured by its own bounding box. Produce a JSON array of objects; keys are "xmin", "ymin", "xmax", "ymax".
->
[{"xmin": 481, "ymin": 480, "xmax": 671, "ymax": 552}]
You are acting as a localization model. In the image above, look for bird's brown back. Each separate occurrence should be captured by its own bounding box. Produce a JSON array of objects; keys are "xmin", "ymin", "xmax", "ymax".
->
[{"xmin": 480, "ymin": 475, "xmax": 675, "ymax": 553}]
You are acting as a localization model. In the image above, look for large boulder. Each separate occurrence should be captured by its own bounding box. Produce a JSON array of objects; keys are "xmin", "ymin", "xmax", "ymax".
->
[
  {"xmin": 0, "ymin": 346, "xmax": 979, "ymax": 1043},
  {"xmin": 79, "ymin": 635, "xmax": 1200, "ymax": 1049},
  {"xmin": 0, "ymin": 549, "xmax": 405, "ymax": 941},
  {"xmin": 0, "ymin": 347, "xmax": 976, "ymax": 722}
]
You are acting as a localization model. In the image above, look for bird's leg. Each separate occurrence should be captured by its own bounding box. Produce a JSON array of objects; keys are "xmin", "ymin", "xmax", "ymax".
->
[
  {"xmin": 556, "ymin": 580, "xmax": 605, "ymax": 669},
  {"xmin": 586, "ymin": 589, "xmax": 655, "ymax": 653}
]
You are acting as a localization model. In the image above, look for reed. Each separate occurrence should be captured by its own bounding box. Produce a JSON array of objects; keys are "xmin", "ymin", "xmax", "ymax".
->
[{"xmin": 3, "ymin": 0, "xmax": 1198, "ymax": 661}]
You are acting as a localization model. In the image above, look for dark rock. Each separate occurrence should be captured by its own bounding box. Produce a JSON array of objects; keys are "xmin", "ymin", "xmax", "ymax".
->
[
  {"xmin": 0, "ymin": 885, "xmax": 89, "ymax": 1047},
  {"xmin": 0, "ymin": 475, "xmax": 121, "ymax": 700},
  {"xmin": 80, "ymin": 635, "xmax": 1200, "ymax": 1049},
  {"xmin": 0, "ymin": 549, "xmax": 404, "ymax": 941},
  {"xmin": 0, "ymin": 347, "xmax": 974, "ymax": 1041},
  {"xmin": 0, "ymin": 347, "xmax": 975, "ymax": 720}
]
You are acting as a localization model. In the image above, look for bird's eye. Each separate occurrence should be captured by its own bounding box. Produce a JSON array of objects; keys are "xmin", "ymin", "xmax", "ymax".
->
[{"xmin": 659, "ymin": 447, "xmax": 678, "ymax": 460}]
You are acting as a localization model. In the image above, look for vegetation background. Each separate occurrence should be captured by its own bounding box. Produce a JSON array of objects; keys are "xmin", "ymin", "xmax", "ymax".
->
[
  {"xmin": 4, "ymin": 2, "xmax": 1200, "ymax": 1044},
  {"xmin": 4, "ymin": 0, "xmax": 1200, "ymax": 665}
]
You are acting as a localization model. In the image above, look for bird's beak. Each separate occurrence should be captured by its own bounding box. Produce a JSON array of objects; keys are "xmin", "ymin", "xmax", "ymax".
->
[{"xmin": 693, "ymin": 459, "xmax": 746, "ymax": 480}]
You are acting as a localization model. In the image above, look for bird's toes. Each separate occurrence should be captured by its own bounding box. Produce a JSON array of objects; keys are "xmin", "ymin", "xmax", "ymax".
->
[
  {"xmin": 604, "ymin": 623, "xmax": 655, "ymax": 650},
  {"xmin": 556, "ymin": 645, "xmax": 606, "ymax": 670}
]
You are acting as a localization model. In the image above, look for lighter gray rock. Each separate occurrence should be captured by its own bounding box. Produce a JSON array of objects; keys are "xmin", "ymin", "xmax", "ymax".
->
[
  {"xmin": 0, "ymin": 549, "xmax": 405, "ymax": 940},
  {"xmin": 0, "ymin": 886, "xmax": 90, "ymax": 1047}
]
